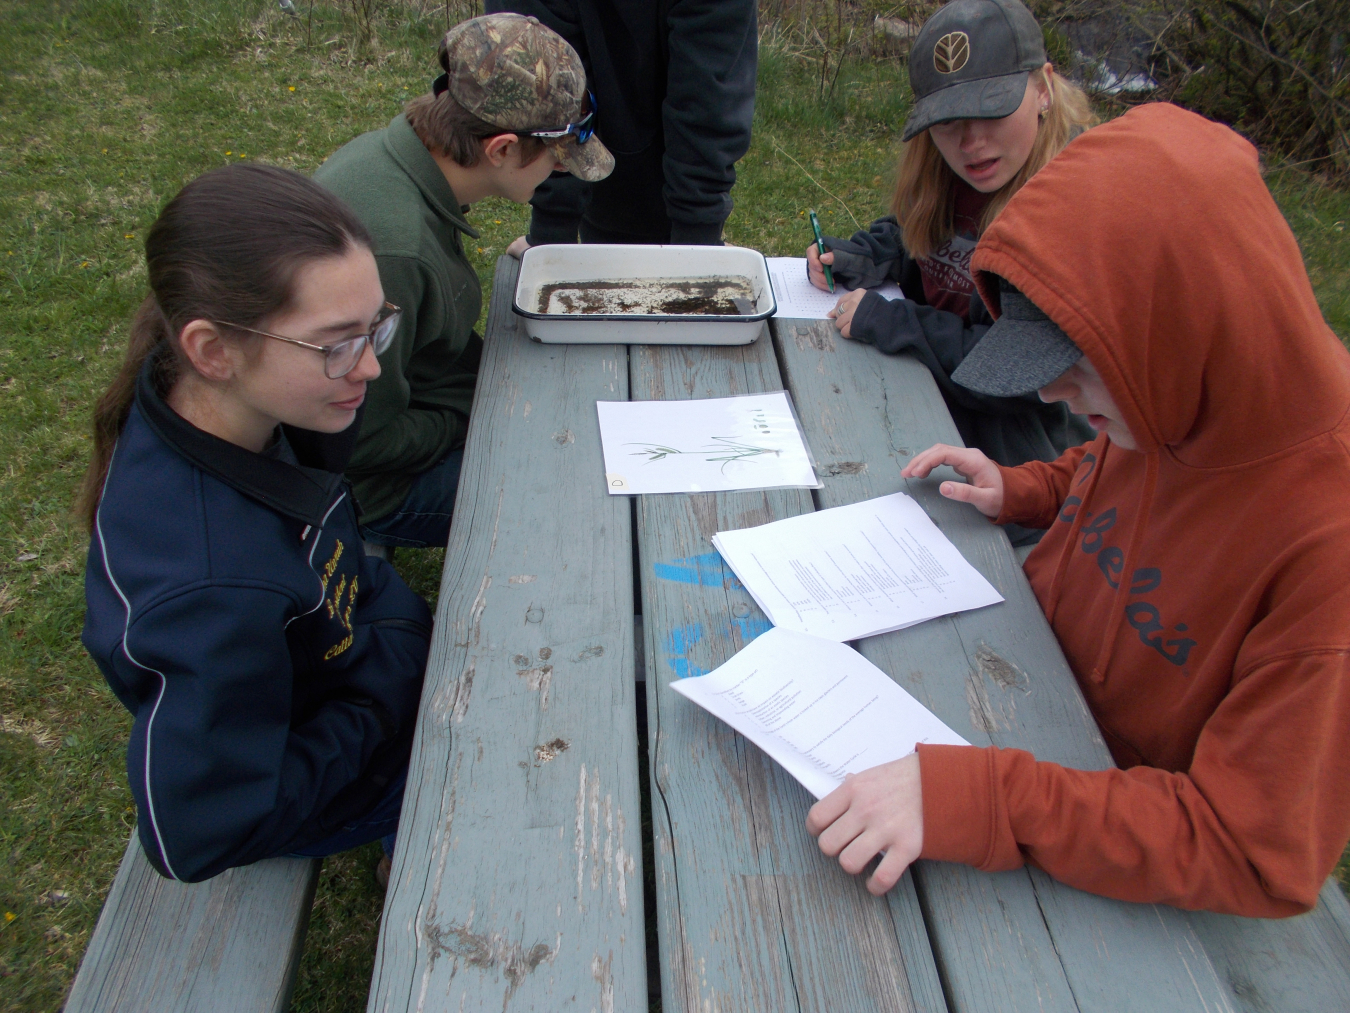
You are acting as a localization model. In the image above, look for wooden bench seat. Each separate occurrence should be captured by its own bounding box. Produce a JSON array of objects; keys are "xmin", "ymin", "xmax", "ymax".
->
[{"xmin": 65, "ymin": 834, "xmax": 318, "ymax": 1012}]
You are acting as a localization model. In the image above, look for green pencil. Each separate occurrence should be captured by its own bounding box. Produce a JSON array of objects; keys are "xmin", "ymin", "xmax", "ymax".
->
[{"xmin": 809, "ymin": 209, "xmax": 835, "ymax": 294}]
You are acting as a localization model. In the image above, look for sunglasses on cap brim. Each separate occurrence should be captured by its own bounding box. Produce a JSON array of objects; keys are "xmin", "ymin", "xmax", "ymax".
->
[
  {"xmin": 427, "ymin": 76, "xmax": 598, "ymax": 145},
  {"xmin": 525, "ymin": 92, "xmax": 598, "ymax": 145}
]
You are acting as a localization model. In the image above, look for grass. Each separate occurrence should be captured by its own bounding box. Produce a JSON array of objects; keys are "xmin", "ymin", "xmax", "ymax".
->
[{"xmin": 1, "ymin": 2, "xmax": 1348, "ymax": 1010}]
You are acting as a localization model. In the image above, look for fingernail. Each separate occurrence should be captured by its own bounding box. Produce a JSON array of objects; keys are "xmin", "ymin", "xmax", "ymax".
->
[{"xmin": 940, "ymin": 483, "xmax": 952, "ymax": 496}]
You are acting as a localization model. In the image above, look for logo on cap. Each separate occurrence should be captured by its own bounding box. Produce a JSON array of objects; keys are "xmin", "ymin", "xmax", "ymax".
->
[{"xmin": 933, "ymin": 31, "xmax": 971, "ymax": 74}]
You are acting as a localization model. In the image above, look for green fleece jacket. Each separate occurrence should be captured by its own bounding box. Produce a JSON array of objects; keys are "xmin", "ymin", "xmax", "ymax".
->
[{"xmin": 314, "ymin": 114, "xmax": 483, "ymax": 524}]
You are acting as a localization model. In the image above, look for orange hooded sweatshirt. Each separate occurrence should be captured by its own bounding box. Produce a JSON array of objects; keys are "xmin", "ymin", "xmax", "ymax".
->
[{"xmin": 915, "ymin": 103, "xmax": 1350, "ymax": 917}]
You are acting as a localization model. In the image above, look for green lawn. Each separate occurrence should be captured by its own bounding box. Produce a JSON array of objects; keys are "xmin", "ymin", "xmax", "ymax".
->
[{"xmin": 1, "ymin": 2, "xmax": 1348, "ymax": 1010}]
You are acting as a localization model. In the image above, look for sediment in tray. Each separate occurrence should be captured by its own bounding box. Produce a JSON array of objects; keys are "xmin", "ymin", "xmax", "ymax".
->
[{"xmin": 536, "ymin": 276, "xmax": 756, "ymax": 315}]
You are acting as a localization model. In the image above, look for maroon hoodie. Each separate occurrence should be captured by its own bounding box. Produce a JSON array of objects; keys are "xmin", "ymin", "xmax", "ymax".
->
[{"xmin": 917, "ymin": 104, "xmax": 1350, "ymax": 917}]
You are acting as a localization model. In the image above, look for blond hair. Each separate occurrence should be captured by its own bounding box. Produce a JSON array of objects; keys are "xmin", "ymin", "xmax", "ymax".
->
[{"xmin": 892, "ymin": 69, "xmax": 1096, "ymax": 260}]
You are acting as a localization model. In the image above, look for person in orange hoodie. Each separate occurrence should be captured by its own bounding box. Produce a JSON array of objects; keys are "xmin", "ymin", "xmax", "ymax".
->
[{"xmin": 805, "ymin": 102, "xmax": 1350, "ymax": 917}]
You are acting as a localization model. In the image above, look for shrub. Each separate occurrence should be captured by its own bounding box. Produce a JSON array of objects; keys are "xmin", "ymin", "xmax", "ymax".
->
[{"xmin": 1087, "ymin": 1, "xmax": 1349, "ymax": 180}]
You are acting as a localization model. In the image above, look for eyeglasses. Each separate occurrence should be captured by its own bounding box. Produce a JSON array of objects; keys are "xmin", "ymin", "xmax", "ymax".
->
[
  {"xmin": 525, "ymin": 92, "xmax": 598, "ymax": 144},
  {"xmin": 218, "ymin": 302, "xmax": 401, "ymax": 379}
]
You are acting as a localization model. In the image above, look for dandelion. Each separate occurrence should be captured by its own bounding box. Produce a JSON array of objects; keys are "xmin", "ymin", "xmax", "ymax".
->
[
  {"xmin": 124, "ymin": 233, "xmax": 134, "ymax": 239},
  {"xmin": 80, "ymin": 261, "xmax": 89, "ymax": 268},
  {"xmin": 102, "ymin": 148, "xmax": 108, "ymax": 154},
  {"xmin": 225, "ymin": 150, "xmax": 232, "ymax": 156},
  {"xmin": 3, "ymin": 912, "xmax": 14, "ymax": 922},
  {"xmin": 494, "ymin": 220, "xmax": 501, "ymax": 224},
  {"xmin": 289, "ymin": 86, "xmax": 296, "ymax": 92}
]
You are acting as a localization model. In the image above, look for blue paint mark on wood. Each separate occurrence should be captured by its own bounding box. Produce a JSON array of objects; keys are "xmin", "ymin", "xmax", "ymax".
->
[
  {"xmin": 653, "ymin": 552, "xmax": 745, "ymax": 591},
  {"xmin": 661, "ymin": 617, "xmax": 773, "ymax": 680},
  {"xmin": 663, "ymin": 623, "xmax": 710, "ymax": 679}
]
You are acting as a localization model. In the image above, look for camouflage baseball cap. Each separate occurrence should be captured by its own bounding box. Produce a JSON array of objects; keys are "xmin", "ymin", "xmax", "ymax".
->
[{"xmin": 436, "ymin": 13, "xmax": 614, "ymax": 183}]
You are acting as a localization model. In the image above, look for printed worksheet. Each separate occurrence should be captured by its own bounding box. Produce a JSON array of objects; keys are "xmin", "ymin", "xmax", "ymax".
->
[
  {"xmin": 711, "ymin": 492, "xmax": 1004, "ymax": 642},
  {"xmin": 670, "ymin": 627, "xmax": 968, "ymax": 799},
  {"xmin": 766, "ymin": 257, "xmax": 905, "ymax": 320},
  {"xmin": 597, "ymin": 391, "xmax": 821, "ymax": 495}
]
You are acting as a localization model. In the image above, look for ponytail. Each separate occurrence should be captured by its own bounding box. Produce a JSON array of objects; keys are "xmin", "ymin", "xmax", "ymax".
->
[
  {"xmin": 77, "ymin": 163, "xmax": 373, "ymax": 532},
  {"xmin": 77, "ymin": 298, "xmax": 178, "ymax": 529}
]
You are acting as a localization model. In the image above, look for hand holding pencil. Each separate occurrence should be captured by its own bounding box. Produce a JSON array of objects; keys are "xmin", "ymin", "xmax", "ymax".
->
[
  {"xmin": 805, "ymin": 242, "xmax": 838, "ymax": 293},
  {"xmin": 807, "ymin": 209, "xmax": 835, "ymax": 294}
]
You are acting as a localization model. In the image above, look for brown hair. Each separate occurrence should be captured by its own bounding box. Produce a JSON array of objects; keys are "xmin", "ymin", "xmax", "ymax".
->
[
  {"xmin": 78, "ymin": 163, "xmax": 373, "ymax": 530},
  {"xmin": 892, "ymin": 69, "xmax": 1097, "ymax": 260},
  {"xmin": 405, "ymin": 91, "xmax": 548, "ymax": 168}
]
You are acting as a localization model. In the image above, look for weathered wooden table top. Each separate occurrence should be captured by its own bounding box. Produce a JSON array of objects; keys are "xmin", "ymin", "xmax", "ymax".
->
[{"xmin": 365, "ymin": 256, "xmax": 1350, "ymax": 1013}]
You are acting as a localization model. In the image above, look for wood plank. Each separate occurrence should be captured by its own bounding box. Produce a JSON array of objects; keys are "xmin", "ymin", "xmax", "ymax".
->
[
  {"xmin": 772, "ymin": 318, "xmax": 1236, "ymax": 1013},
  {"xmin": 65, "ymin": 834, "xmax": 318, "ymax": 1013},
  {"xmin": 1186, "ymin": 880, "xmax": 1350, "ymax": 1013},
  {"xmin": 633, "ymin": 335, "xmax": 947, "ymax": 1013},
  {"xmin": 367, "ymin": 257, "xmax": 647, "ymax": 1012}
]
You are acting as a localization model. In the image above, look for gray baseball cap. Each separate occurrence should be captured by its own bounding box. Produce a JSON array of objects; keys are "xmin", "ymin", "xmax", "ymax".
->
[
  {"xmin": 902, "ymin": 0, "xmax": 1047, "ymax": 142},
  {"xmin": 950, "ymin": 279, "xmax": 1082, "ymax": 396}
]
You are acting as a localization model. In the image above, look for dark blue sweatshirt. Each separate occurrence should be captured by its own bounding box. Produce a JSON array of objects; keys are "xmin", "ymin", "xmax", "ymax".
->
[{"xmin": 82, "ymin": 352, "xmax": 431, "ymax": 882}]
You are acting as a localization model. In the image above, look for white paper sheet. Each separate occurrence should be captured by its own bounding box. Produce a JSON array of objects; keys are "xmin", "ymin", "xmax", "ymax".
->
[
  {"xmin": 766, "ymin": 256, "xmax": 905, "ymax": 320},
  {"xmin": 597, "ymin": 391, "xmax": 821, "ymax": 495},
  {"xmin": 670, "ymin": 627, "xmax": 968, "ymax": 799},
  {"xmin": 711, "ymin": 492, "xmax": 1004, "ymax": 642}
]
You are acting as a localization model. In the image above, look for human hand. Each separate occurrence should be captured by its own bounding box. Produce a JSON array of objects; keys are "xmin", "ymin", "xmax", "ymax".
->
[
  {"xmin": 506, "ymin": 236, "xmax": 531, "ymax": 259},
  {"xmin": 827, "ymin": 288, "xmax": 868, "ymax": 339},
  {"xmin": 806, "ymin": 243, "xmax": 836, "ymax": 291},
  {"xmin": 901, "ymin": 444, "xmax": 1004, "ymax": 518},
  {"xmin": 806, "ymin": 753, "xmax": 923, "ymax": 895}
]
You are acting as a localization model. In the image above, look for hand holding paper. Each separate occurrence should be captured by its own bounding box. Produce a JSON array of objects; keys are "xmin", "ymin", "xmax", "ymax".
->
[
  {"xmin": 669, "ymin": 627, "xmax": 967, "ymax": 800},
  {"xmin": 806, "ymin": 754, "xmax": 926, "ymax": 896}
]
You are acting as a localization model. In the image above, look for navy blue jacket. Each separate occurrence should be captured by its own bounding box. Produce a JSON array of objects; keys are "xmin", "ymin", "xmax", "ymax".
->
[{"xmin": 82, "ymin": 354, "xmax": 431, "ymax": 882}]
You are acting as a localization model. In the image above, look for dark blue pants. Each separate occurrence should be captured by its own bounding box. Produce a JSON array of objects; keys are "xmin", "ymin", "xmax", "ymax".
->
[
  {"xmin": 286, "ymin": 768, "xmax": 407, "ymax": 859},
  {"xmin": 360, "ymin": 449, "xmax": 463, "ymax": 549}
]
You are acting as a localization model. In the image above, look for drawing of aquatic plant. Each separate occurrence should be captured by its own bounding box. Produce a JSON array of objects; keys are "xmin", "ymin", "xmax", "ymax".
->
[
  {"xmin": 626, "ymin": 436, "xmax": 780, "ymax": 474},
  {"xmin": 702, "ymin": 436, "xmax": 782, "ymax": 473},
  {"xmin": 627, "ymin": 443, "xmax": 689, "ymax": 463}
]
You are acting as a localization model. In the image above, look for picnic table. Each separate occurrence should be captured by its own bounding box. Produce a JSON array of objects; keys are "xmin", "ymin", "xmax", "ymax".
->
[
  {"xmin": 362, "ymin": 254, "xmax": 1350, "ymax": 1013},
  {"xmin": 67, "ymin": 254, "xmax": 1350, "ymax": 1012}
]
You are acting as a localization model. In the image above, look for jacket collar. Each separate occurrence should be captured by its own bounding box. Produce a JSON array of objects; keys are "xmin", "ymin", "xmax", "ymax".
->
[
  {"xmin": 134, "ymin": 348, "xmax": 356, "ymax": 527},
  {"xmin": 382, "ymin": 114, "xmax": 482, "ymax": 240}
]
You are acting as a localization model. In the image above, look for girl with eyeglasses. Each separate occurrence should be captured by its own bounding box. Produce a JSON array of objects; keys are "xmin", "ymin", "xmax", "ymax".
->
[
  {"xmin": 79, "ymin": 163, "xmax": 430, "ymax": 885},
  {"xmin": 807, "ymin": 0, "xmax": 1096, "ymax": 548}
]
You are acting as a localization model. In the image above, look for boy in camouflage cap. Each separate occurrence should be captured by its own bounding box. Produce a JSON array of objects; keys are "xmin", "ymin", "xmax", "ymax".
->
[
  {"xmin": 314, "ymin": 14, "xmax": 612, "ymax": 554},
  {"xmin": 435, "ymin": 12, "xmax": 613, "ymax": 183}
]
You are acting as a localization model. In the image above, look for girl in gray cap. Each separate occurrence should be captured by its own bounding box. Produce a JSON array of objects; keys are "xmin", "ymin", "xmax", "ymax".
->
[{"xmin": 806, "ymin": 0, "xmax": 1094, "ymax": 546}]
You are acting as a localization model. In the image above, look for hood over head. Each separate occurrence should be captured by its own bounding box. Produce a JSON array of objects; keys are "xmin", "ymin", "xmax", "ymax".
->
[{"xmin": 972, "ymin": 103, "xmax": 1350, "ymax": 468}]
